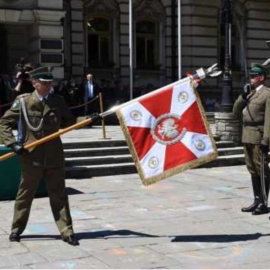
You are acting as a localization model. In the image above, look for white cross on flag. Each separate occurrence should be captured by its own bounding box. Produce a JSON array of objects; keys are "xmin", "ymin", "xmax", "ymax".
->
[{"xmin": 116, "ymin": 79, "xmax": 217, "ymax": 186}]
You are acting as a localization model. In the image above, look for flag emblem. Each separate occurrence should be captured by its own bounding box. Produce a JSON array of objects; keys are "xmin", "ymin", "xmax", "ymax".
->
[
  {"xmin": 151, "ymin": 114, "xmax": 187, "ymax": 145},
  {"xmin": 116, "ymin": 79, "xmax": 217, "ymax": 186}
]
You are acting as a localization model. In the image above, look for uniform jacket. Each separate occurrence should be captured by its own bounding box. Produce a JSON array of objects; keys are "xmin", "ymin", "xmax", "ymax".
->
[
  {"xmin": 0, "ymin": 91, "xmax": 75, "ymax": 168},
  {"xmin": 233, "ymin": 85, "xmax": 270, "ymax": 145}
]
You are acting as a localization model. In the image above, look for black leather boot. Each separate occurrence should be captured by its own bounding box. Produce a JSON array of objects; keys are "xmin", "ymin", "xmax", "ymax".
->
[
  {"xmin": 241, "ymin": 176, "xmax": 260, "ymax": 212},
  {"xmin": 62, "ymin": 234, "xmax": 79, "ymax": 246},
  {"xmin": 252, "ymin": 203, "xmax": 268, "ymax": 215},
  {"xmin": 241, "ymin": 201, "xmax": 259, "ymax": 212},
  {"xmin": 9, "ymin": 232, "xmax": 21, "ymax": 242},
  {"xmin": 252, "ymin": 165, "xmax": 270, "ymax": 215}
]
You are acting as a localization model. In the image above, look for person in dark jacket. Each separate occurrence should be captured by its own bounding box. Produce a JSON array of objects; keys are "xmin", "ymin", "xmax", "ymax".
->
[{"xmin": 79, "ymin": 73, "xmax": 100, "ymax": 116}]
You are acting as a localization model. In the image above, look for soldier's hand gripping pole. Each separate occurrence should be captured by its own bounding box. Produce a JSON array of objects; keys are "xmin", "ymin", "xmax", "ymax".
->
[{"xmin": 0, "ymin": 113, "xmax": 101, "ymax": 162}]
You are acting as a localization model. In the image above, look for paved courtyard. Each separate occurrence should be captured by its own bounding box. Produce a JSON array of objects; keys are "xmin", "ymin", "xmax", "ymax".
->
[
  {"xmin": 0, "ymin": 164, "xmax": 270, "ymax": 268},
  {"xmin": 61, "ymin": 124, "xmax": 125, "ymax": 142}
]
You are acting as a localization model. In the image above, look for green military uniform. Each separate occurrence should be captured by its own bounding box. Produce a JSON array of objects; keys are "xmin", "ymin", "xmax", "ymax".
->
[
  {"xmin": 0, "ymin": 87, "xmax": 76, "ymax": 237},
  {"xmin": 233, "ymin": 63, "xmax": 270, "ymax": 212}
]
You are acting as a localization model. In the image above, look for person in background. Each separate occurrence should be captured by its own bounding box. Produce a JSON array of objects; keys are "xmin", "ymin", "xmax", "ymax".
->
[
  {"xmin": 13, "ymin": 62, "xmax": 35, "ymax": 96},
  {"xmin": 80, "ymin": 73, "xmax": 100, "ymax": 116}
]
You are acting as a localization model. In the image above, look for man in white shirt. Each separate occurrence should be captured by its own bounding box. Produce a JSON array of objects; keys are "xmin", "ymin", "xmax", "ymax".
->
[{"xmin": 80, "ymin": 73, "xmax": 100, "ymax": 119}]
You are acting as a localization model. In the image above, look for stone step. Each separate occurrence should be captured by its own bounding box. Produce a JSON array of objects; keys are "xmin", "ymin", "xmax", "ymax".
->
[
  {"xmin": 65, "ymin": 162, "xmax": 137, "ymax": 178},
  {"xmin": 65, "ymin": 154, "xmax": 133, "ymax": 166},
  {"xmin": 64, "ymin": 146, "xmax": 129, "ymax": 157},
  {"xmin": 65, "ymin": 154, "xmax": 246, "ymax": 179},
  {"xmin": 63, "ymin": 141, "xmax": 239, "ymax": 158},
  {"xmin": 62, "ymin": 137, "xmax": 242, "ymax": 178},
  {"xmin": 65, "ymin": 147, "xmax": 244, "ymax": 167},
  {"xmin": 63, "ymin": 139, "xmax": 237, "ymax": 150},
  {"xmin": 215, "ymin": 141, "xmax": 237, "ymax": 148},
  {"xmin": 63, "ymin": 140, "xmax": 126, "ymax": 149},
  {"xmin": 64, "ymin": 145, "xmax": 243, "ymax": 160},
  {"xmin": 199, "ymin": 154, "xmax": 245, "ymax": 168},
  {"xmin": 216, "ymin": 147, "xmax": 243, "ymax": 156}
]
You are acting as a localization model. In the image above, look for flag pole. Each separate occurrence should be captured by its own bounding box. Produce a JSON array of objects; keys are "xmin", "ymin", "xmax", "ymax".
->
[
  {"xmin": 178, "ymin": 0, "xmax": 182, "ymax": 79},
  {"xmin": 0, "ymin": 64, "xmax": 222, "ymax": 162},
  {"xmin": 102, "ymin": 62, "xmax": 222, "ymax": 117},
  {"xmin": 129, "ymin": 0, "xmax": 133, "ymax": 100},
  {"xmin": 0, "ymin": 76, "xmax": 193, "ymax": 163},
  {"xmin": 0, "ymin": 77, "xmax": 194, "ymax": 162}
]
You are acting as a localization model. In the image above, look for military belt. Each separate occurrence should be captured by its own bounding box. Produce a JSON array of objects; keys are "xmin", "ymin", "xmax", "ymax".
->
[{"xmin": 243, "ymin": 121, "xmax": 264, "ymax": 127}]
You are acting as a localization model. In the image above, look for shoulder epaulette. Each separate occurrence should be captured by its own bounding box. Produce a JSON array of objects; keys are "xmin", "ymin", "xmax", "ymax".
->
[
  {"xmin": 11, "ymin": 93, "xmax": 31, "ymax": 109},
  {"xmin": 17, "ymin": 93, "xmax": 31, "ymax": 99}
]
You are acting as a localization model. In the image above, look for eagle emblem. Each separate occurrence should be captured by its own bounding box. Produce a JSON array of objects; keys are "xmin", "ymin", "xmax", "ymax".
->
[
  {"xmin": 151, "ymin": 113, "xmax": 187, "ymax": 145},
  {"xmin": 157, "ymin": 118, "xmax": 179, "ymax": 139}
]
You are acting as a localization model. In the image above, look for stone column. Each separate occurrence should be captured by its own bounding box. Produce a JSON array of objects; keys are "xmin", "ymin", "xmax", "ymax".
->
[
  {"xmin": 214, "ymin": 112, "xmax": 241, "ymax": 144},
  {"xmin": 69, "ymin": 0, "xmax": 84, "ymax": 81}
]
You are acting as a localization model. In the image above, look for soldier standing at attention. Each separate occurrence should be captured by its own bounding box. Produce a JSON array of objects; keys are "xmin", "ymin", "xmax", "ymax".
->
[
  {"xmin": 0, "ymin": 67, "xmax": 79, "ymax": 245},
  {"xmin": 233, "ymin": 63, "xmax": 270, "ymax": 215}
]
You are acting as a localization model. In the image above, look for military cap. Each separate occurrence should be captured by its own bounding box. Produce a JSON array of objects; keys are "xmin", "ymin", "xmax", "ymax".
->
[
  {"xmin": 28, "ymin": 66, "xmax": 54, "ymax": 81},
  {"xmin": 249, "ymin": 63, "xmax": 269, "ymax": 77}
]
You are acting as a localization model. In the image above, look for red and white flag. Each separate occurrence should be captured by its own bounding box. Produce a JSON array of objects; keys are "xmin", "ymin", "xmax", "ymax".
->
[{"xmin": 116, "ymin": 78, "xmax": 217, "ymax": 186}]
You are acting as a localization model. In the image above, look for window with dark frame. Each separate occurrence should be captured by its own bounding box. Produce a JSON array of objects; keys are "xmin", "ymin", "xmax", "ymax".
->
[
  {"xmin": 136, "ymin": 20, "xmax": 158, "ymax": 70},
  {"xmin": 40, "ymin": 39, "xmax": 62, "ymax": 50},
  {"xmin": 41, "ymin": 53, "xmax": 63, "ymax": 64},
  {"xmin": 87, "ymin": 17, "xmax": 112, "ymax": 68}
]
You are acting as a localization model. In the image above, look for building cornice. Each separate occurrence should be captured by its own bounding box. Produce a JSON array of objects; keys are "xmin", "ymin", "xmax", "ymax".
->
[{"xmin": 0, "ymin": 8, "xmax": 65, "ymax": 23}]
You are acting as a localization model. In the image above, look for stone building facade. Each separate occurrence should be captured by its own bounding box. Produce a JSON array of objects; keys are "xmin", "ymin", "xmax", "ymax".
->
[{"xmin": 0, "ymin": 0, "xmax": 269, "ymax": 102}]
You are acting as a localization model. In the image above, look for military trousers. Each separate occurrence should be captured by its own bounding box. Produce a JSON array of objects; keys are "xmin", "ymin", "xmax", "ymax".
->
[
  {"xmin": 243, "ymin": 144, "xmax": 269, "ymax": 177},
  {"xmin": 244, "ymin": 143, "xmax": 261, "ymax": 177},
  {"xmin": 243, "ymin": 143, "xmax": 270, "ymax": 202},
  {"xmin": 11, "ymin": 162, "xmax": 74, "ymax": 237}
]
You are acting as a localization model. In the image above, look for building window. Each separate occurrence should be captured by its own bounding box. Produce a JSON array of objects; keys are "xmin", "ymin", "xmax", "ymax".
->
[
  {"xmin": 136, "ymin": 20, "xmax": 159, "ymax": 70},
  {"xmin": 87, "ymin": 17, "xmax": 113, "ymax": 68}
]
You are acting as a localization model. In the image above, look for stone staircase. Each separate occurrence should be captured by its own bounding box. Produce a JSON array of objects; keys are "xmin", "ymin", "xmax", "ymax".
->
[{"xmin": 64, "ymin": 139, "xmax": 245, "ymax": 179}]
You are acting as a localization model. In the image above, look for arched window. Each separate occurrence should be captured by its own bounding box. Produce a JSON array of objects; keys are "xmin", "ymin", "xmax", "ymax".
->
[
  {"xmin": 136, "ymin": 20, "xmax": 158, "ymax": 69},
  {"xmin": 87, "ymin": 17, "xmax": 112, "ymax": 67},
  {"xmin": 134, "ymin": 0, "xmax": 165, "ymax": 71}
]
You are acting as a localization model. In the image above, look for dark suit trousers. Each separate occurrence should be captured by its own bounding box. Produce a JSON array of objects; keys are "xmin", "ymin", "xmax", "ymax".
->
[{"xmin": 11, "ymin": 163, "xmax": 74, "ymax": 237}]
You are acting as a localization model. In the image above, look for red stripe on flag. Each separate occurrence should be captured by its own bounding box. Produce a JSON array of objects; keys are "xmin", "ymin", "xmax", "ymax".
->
[
  {"xmin": 139, "ymin": 87, "xmax": 173, "ymax": 119},
  {"xmin": 181, "ymin": 102, "xmax": 207, "ymax": 134},
  {"xmin": 128, "ymin": 127, "xmax": 156, "ymax": 159},
  {"xmin": 164, "ymin": 142, "xmax": 197, "ymax": 171}
]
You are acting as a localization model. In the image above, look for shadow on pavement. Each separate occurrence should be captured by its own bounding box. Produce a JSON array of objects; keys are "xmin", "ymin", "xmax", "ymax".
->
[
  {"xmin": 66, "ymin": 187, "xmax": 84, "ymax": 195},
  {"xmin": 21, "ymin": 229, "xmax": 159, "ymax": 241},
  {"xmin": 77, "ymin": 229, "xmax": 159, "ymax": 239},
  {"xmin": 21, "ymin": 231, "xmax": 269, "ymax": 243},
  {"xmin": 171, "ymin": 233, "xmax": 270, "ymax": 243}
]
